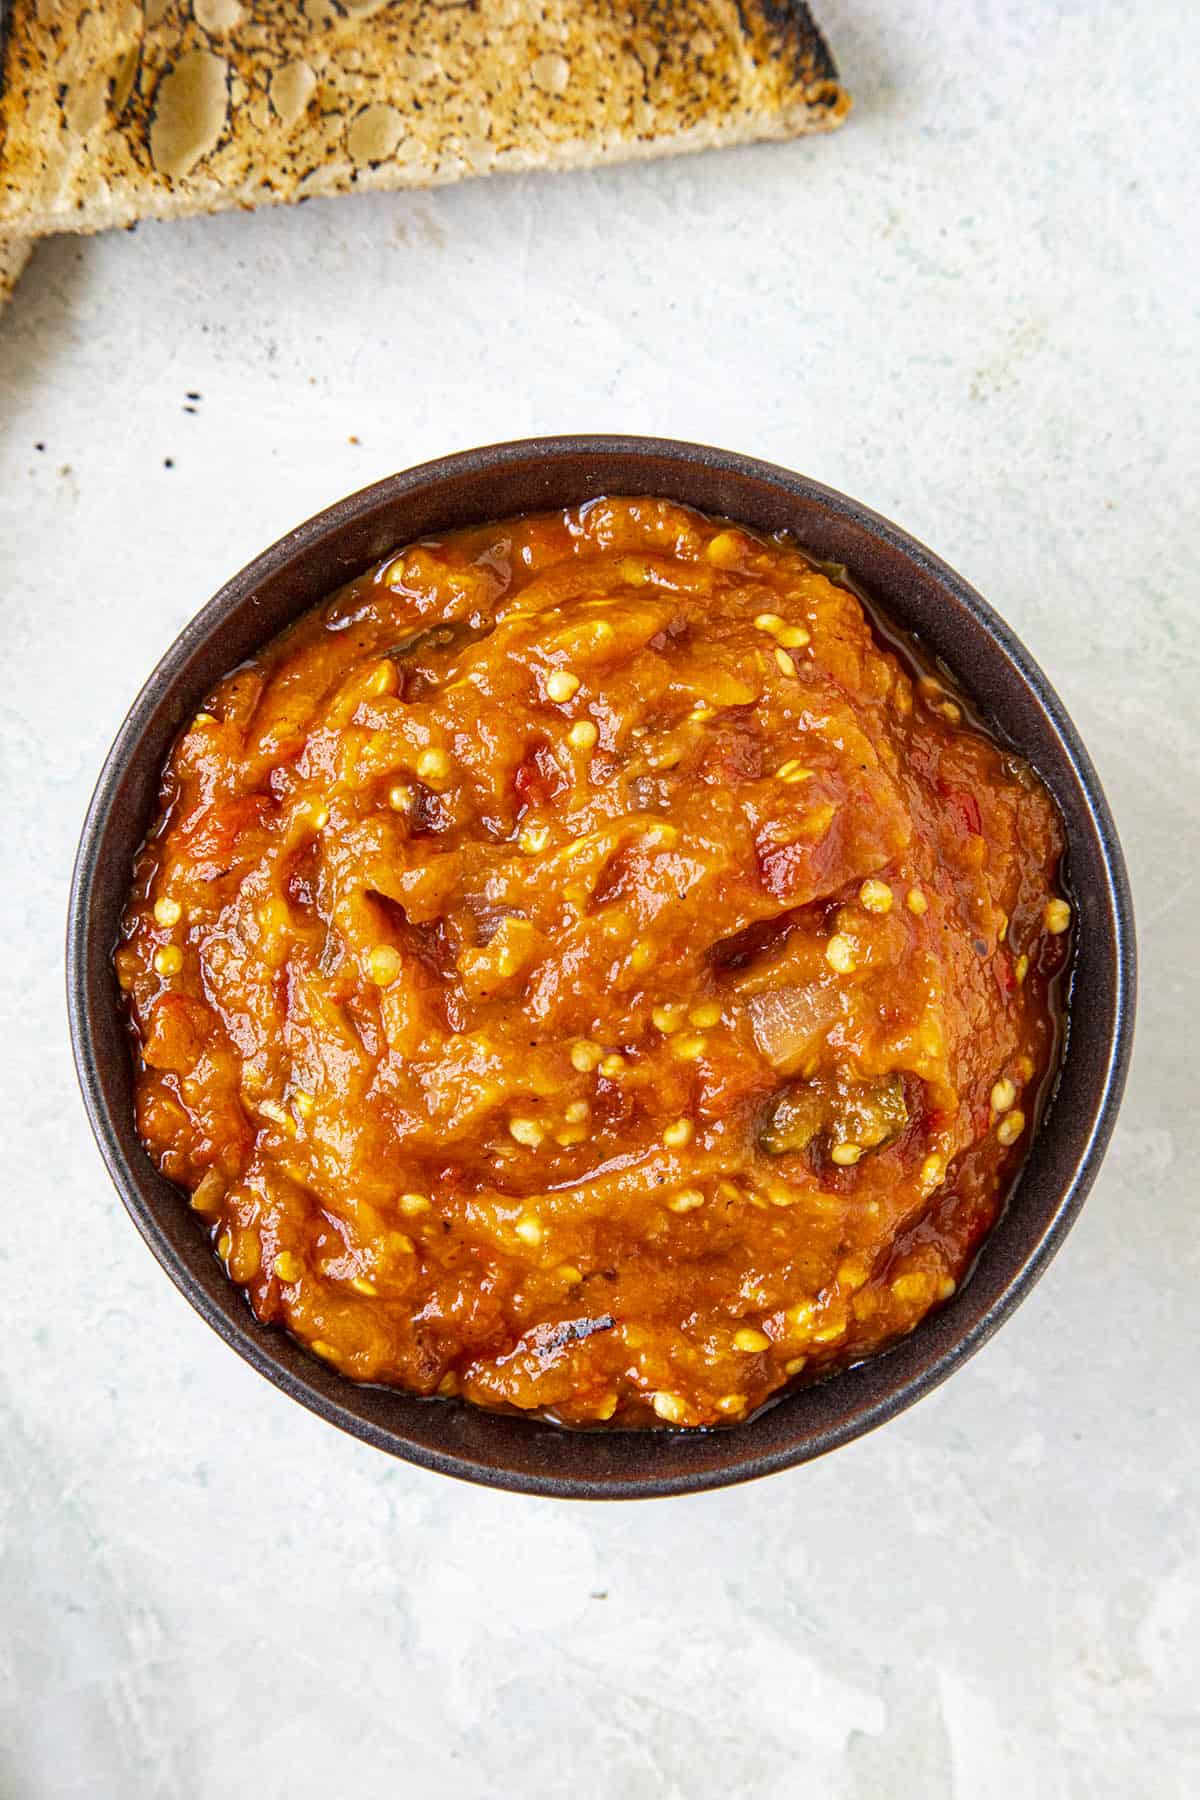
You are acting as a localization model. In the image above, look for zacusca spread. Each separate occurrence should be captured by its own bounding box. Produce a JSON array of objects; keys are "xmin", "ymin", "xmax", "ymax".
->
[{"xmin": 118, "ymin": 499, "xmax": 1070, "ymax": 1427}]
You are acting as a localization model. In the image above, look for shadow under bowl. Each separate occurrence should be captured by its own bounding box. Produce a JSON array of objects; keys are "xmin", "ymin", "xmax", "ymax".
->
[{"xmin": 67, "ymin": 436, "xmax": 1136, "ymax": 1498}]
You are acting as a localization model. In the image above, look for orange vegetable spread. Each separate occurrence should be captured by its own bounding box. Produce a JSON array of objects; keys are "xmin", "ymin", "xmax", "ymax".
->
[{"xmin": 118, "ymin": 499, "xmax": 1070, "ymax": 1428}]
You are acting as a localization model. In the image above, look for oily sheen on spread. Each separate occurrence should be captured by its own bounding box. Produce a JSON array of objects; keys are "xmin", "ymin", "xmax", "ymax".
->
[{"xmin": 118, "ymin": 499, "xmax": 1069, "ymax": 1428}]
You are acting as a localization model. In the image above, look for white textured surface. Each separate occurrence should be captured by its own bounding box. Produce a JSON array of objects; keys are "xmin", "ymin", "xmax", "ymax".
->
[{"xmin": 1, "ymin": 4, "xmax": 1196, "ymax": 1795}]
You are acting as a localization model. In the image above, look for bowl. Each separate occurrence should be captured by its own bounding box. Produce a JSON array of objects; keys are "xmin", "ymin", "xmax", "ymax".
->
[{"xmin": 67, "ymin": 436, "xmax": 1136, "ymax": 1498}]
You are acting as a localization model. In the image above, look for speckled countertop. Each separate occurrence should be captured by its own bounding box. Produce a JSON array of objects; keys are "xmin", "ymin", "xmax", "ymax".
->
[{"xmin": 1, "ymin": 4, "xmax": 1196, "ymax": 1795}]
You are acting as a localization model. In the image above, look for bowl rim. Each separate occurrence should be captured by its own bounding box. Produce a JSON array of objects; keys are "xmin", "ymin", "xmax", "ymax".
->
[{"xmin": 66, "ymin": 434, "xmax": 1137, "ymax": 1498}]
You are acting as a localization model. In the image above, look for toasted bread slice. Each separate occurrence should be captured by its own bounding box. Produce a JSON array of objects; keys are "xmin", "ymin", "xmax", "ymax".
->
[{"xmin": 0, "ymin": 1, "xmax": 847, "ymax": 240}]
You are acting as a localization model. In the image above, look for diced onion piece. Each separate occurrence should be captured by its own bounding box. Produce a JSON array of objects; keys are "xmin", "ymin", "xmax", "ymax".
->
[{"xmin": 746, "ymin": 985, "xmax": 835, "ymax": 1074}]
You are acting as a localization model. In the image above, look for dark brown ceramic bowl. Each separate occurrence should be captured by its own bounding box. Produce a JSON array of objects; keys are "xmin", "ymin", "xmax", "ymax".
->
[{"xmin": 67, "ymin": 437, "xmax": 1135, "ymax": 1498}]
